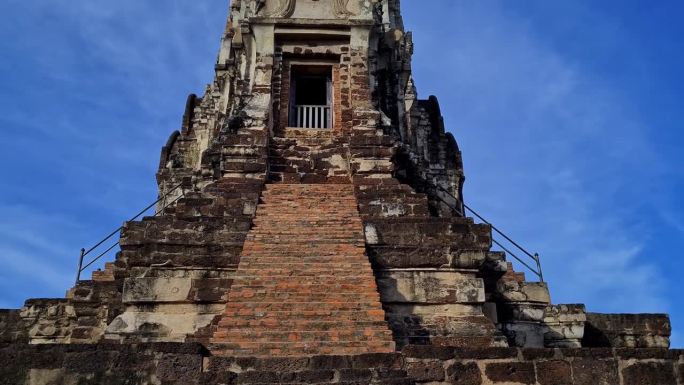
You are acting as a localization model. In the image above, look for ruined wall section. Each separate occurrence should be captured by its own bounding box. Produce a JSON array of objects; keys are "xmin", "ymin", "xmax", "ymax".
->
[{"xmin": 370, "ymin": 3, "xmax": 465, "ymax": 218}]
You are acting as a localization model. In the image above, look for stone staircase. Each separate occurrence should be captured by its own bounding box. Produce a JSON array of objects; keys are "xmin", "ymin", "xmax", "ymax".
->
[
  {"xmin": 354, "ymin": 179, "xmax": 505, "ymax": 349},
  {"xmin": 211, "ymin": 184, "xmax": 395, "ymax": 356},
  {"xmin": 268, "ymin": 130, "xmax": 350, "ymax": 184}
]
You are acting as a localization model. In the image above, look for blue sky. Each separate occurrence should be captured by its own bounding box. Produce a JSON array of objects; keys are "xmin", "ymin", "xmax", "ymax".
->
[{"xmin": 0, "ymin": 1, "xmax": 682, "ymax": 348}]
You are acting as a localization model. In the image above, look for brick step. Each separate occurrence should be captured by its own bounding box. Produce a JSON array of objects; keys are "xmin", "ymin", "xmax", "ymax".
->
[
  {"xmin": 248, "ymin": 226, "xmax": 361, "ymax": 231},
  {"xmin": 262, "ymin": 182, "xmax": 352, "ymax": 187},
  {"xmin": 219, "ymin": 313, "xmax": 386, "ymax": 322},
  {"xmin": 210, "ymin": 341, "xmax": 395, "ymax": 357},
  {"xmin": 243, "ymin": 241, "xmax": 364, "ymax": 247},
  {"xmin": 261, "ymin": 192, "xmax": 356, "ymax": 198},
  {"xmin": 236, "ymin": 260, "xmax": 371, "ymax": 266},
  {"xmin": 237, "ymin": 262, "xmax": 372, "ymax": 269},
  {"xmin": 238, "ymin": 255, "xmax": 369, "ymax": 261},
  {"xmin": 227, "ymin": 294, "xmax": 382, "ymax": 303},
  {"xmin": 246, "ymin": 227, "xmax": 361, "ymax": 232},
  {"xmin": 230, "ymin": 375, "xmax": 412, "ymax": 385},
  {"xmin": 244, "ymin": 239, "xmax": 365, "ymax": 248},
  {"xmin": 249, "ymin": 223, "xmax": 361, "ymax": 228},
  {"xmin": 229, "ymin": 281, "xmax": 380, "ymax": 290},
  {"xmin": 252, "ymin": 206, "xmax": 357, "ymax": 208},
  {"xmin": 261, "ymin": 190, "xmax": 356, "ymax": 196},
  {"xmin": 237, "ymin": 252, "xmax": 369, "ymax": 257},
  {"xmin": 229, "ymin": 279, "xmax": 381, "ymax": 286},
  {"xmin": 248, "ymin": 225, "xmax": 360, "ymax": 230},
  {"xmin": 251, "ymin": 216, "xmax": 361, "ymax": 220},
  {"xmin": 223, "ymin": 301, "xmax": 385, "ymax": 310},
  {"xmin": 230, "ymin": 272, "xmax": 375, "ymax": 279},
  {"xmin": 247, "ymin": 233, "xmax": 361, "ymax": 237},
  {"xmin": 221, "ymin": 319, "xmax": 389, "ymax": 329},
  {"xmin": 231, "ymin": 278, "xmax": 380, "ymax": 285},
  {"xmin": 235, "ymin": 259, "xmax": 371, "ymax": 266},
  {"xmin": 211, "ymin": 183, "xmax": 394, "ymax": 356},
  {"xmin": 250, "ymin": 224, "xmax": 361, "ymax": 229},
  {"xmin": 221, "ymin": 309, "xmax": 385, "ymax": 319},
  {"xmin": 217, "ymin": 311, "xmax": 387, "ymax": 323},
  {"xmin": 240, "ymin": 246, "xmax": 367, "ymax": 253},
  {"xmin": 213, "ymin": 329, "xmax": 394, "ymax": 343},
  {"xmin": 257, "ymin": 201, "xmax": 356, "ymax": 206},
  {"xmin": 259, "ymin": 201, "xmax": 356, "ymax": 206},
  {"xmin": 245, "ymin": 240, "xmax": 363, "ymax": 246}
]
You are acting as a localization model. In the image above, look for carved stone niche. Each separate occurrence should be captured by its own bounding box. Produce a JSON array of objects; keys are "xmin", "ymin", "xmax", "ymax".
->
[{"xmin": 259, "ymin": 0, "xmax": 371, "ymax": 20}]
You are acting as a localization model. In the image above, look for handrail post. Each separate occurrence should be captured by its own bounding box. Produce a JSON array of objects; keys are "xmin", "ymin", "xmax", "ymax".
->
[
  {"xmin": 534, "ymin": 253, "xmax": 544, "ymax": 283},
  {"xmin": 76, "ymin": 248, "xmax": 85, "ymax": 285}
]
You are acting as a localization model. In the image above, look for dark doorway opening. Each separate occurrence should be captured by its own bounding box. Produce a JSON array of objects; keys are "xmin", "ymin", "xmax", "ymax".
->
[{"xmin": 289, "ymin": 65, "xmax": 332, "ymax": 129}]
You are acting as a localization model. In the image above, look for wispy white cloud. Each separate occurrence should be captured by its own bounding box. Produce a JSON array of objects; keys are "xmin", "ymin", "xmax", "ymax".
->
[
  {"xmin": 0, "ymin": 1, "xmax": 228, "ymax": 308},
  {"xmin": 405, "ymin": 1, "xmax": 670, "ymax": 314}
]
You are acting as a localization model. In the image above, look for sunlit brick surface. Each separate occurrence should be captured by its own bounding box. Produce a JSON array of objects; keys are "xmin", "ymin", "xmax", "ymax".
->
[{"xmin": 211, "ymin": 184, "xmax": 395, "ymax": 356}]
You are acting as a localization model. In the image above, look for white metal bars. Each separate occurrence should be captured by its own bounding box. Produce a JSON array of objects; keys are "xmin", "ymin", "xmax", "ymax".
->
[{"xmin": 295, "ymin": 105, "xmax": 331, "ymax": 129}]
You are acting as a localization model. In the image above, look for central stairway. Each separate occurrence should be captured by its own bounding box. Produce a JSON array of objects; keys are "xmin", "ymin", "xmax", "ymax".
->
[{"xmin": 211, "ymin": 184, "xmax": 395, "ymax": 356}]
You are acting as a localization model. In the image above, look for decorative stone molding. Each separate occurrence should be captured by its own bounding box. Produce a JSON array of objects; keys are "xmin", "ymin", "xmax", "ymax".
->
[
  {"xmin": 264, "ymin": 0, "xmax": 296, "ymax": 18},
  {"xmin": 333, "ymin": 0, "xmax": 356, "ymax": 18}
]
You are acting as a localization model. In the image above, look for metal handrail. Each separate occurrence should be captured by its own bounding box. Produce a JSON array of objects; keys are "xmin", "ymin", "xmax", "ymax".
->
[
  {"xmin": 463, "ymin": 202, "xmax": 544, "ymax": 282},
  {"xmin": 75, "ymin": 182, "xmax": 186, "ymax": 284},
  {"xmin": 422, "ymin": 180, "xmax": 544, "ymax": 282}
]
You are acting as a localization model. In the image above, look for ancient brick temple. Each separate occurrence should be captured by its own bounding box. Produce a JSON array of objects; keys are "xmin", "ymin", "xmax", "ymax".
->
[{"xmin": 1, "ymin": 1, "xmax": 682, "ymax": 384}]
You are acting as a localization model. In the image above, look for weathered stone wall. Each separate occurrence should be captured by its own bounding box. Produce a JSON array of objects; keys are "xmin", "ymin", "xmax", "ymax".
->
[
  {"xmin": 2, "ymin": 344, "xmax": 683, "ymax": 385},
  {"xmin": 0, "ymin": 343, "xmax": 207, "ymax": 385},
  {"xmin": 370, "ymin": 4, "xmax": 465, "ymax": 217},
  {"xmin": 584, "ymin": 313, "xmax": 671, "ymax": 349}
]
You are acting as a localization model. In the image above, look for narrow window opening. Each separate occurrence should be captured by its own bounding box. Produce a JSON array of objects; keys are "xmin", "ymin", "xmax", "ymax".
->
[{"xmin": 289, "ymin": 65, "xmax": 332, "ymax": 129}]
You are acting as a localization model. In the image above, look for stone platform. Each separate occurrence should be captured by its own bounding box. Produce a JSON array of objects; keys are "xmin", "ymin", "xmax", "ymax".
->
[{"xmin": 1, "ymin": 343, "xmax": 682, "ymax": 385}]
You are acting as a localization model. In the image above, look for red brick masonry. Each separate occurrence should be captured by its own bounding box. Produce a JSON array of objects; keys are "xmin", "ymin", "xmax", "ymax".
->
[{"xmin": 211, "ymin": 184, "xmax": 395, "ymax": 356}]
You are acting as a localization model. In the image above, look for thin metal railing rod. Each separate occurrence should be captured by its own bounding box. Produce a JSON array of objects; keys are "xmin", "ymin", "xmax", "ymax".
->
[
  {"xmin": 75, "ymin": 248, "xmax": 85, "ymax": 284},
  {"xmin": 81, "ymin": 183, "xmax": 183, "ymax": 258},
  {"xmin": 81, "ymin": 227, "xmax": 123, "ymax": 259},
  {"xmin": 81, "ymin": 187, "xmax": 186, "ymax": 273},
  {"xmin": 463, "ymin": 202, "xmax": 538, "ymax": 261},
  {"xmin": 81, "ymin": 242, "xmax": 119, "ymax": 272},
  {"xmin": 75, "ymin": 183, "xmax": 185, "ymax": 283},
  {"xmin": 153, "ymin": 190, "xmax": 186, "ymax": 216},
  {"xmin": 493, "ymin": 239, "xmax": 542, "ymax": 281},
  {"xmin": 418, "ymin": 179, "xmax": 543, "ymax": 281},
  {"xmin": 534, "ymin": 253, "xmax": 544, "ymax": 282}
]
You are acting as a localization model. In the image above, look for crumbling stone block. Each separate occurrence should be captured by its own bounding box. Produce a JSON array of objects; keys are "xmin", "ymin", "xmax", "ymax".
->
[
  {"xmin": 622, "ymin": 362, "xmax": 677, "ymax": 385},
  {"xmin": 571, "ymin": 359, "xmax": 619, "ymax": 385},
  {"xmin": 485, "ymin": 362, "xmax": 535, "ymax": 384},
  {"xmin": 446, "ymin": 362, "xmax": 482, "ymax": 385}
]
